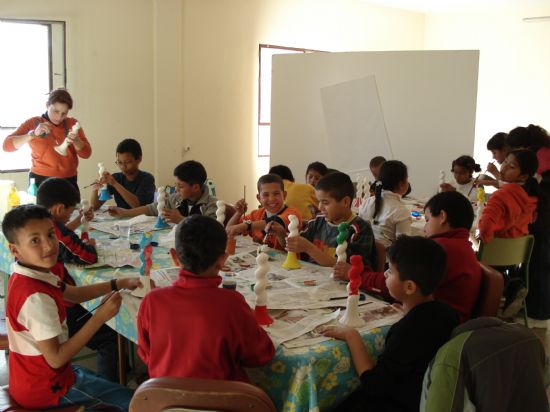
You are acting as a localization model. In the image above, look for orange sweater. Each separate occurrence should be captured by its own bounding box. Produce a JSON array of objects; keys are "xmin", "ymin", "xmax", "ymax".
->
[
  {"xmin": 478, "ymin": 183, "xmax": 538, "ymax": 243},
  {"xmin": 3, "ymin": 115, "xmax": 91, "ymax": 178},
  {"xmin": 241, "ymin": 205, "xmax": 302, "ymax": 250}
]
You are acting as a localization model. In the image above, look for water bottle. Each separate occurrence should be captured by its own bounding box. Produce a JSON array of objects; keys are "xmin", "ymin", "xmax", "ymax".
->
[
  {"xmin": 27, "ymin": 178, "xmax": 38, "ymax": 196},
  {"xmin": 7, "ymin": 183, "xmax": 20, "ymax": 211}
]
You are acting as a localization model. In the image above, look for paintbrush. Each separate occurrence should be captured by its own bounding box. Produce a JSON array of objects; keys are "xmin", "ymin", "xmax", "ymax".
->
[{"xmin": 76, "ymin": 291, "xmax": 117, "ymax": 321}]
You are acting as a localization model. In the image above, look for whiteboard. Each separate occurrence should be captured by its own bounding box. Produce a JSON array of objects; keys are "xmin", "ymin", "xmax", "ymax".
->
[{"xmin": 270, "ymin": 50, "xmax": 479, "ymax": 197}]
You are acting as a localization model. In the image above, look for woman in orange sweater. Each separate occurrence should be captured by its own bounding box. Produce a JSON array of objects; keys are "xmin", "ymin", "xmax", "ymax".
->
[{"xmin": 2, "ymin": 88, "xmax": 91, "ymax": 192}]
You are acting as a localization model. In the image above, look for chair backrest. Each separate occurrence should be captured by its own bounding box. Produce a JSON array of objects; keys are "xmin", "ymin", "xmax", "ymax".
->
[
  {"xmin": 129, "ymin": 377, "xmax": 276, "ymax": 412},
  {"xmin": 477, "ymin": 235, "xmax": 535, "ymax": 267},
  {"xmin": 374, "ymin": 241, "xmax": 386, "ymax": 272},
  {"xmin": 472, "ymin": 263, "xmax": 504, "ymax": 318}
]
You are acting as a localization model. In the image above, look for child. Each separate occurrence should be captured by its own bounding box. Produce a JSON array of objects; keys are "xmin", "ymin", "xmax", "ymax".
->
[
  {"xmin": 137, "ymin": 215, "xmax": 274, "ymax": 381},
  {"xmin": 358, "ymin": 191, "xmax": 482, "ymax": 323},
  {"xmin": 440, "ymin": 155, "xmax": 481, "ymax": 202},
  {"xmin": 305, "ymin": 161, "xmax": 328, "ymax": 187},
  {"xmin": 368, "ymin": 156, "xmax": 386, "ymax": 196},
  {"xmin": 508, "ymin": 124, "xmax": 550, "ymax": 175},
  {"xmin": 91, "ymin": 138, "xmax": 155, "ymax": 209},
  {"xmin": 2, "ymin": 88, "xmax": 91, "ymax": 192},
  {"xmin": 322, "ymin": 235, "xmax": 458, "ymax": 412},
  {"xmin": 269, "ymin": 164, "xmax": 318, "ymax": 221},
  {"xmin": 37, "ymin": 178, "xmax": 121, "ymax": 382},
  {"xmin": 359, "ymin": 160, "xmax": 411, "ymax": 249},
  {"xmin": 109, "ymin": 160, "xmax": 217, "ymax": 224},
  {"xmin": 478, "ymin": 149, "xmax": 538, "ymax": 244},
  {"xmin": 2, "ymin": 205, "xmax": 140, "ymax": 409},
  {"xmin": 286, "ymin": 172, "xmax": 375, "ymax": 269},
  {"xmin": 226, "ymin": 174, "xmax": 302, "ymax": 250}
]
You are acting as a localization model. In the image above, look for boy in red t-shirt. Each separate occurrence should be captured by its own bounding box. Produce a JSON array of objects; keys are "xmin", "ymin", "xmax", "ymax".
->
[{"xmin": 2, "ymin": 205, "xmax": 141, "ymax": 409}]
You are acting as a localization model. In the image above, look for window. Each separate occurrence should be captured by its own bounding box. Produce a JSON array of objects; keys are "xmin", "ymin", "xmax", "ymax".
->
[
  {"xmin": 258, "ymin": 44, "xmax": 316, "ymax": 158},
  {"xmin": 0, "ymin": 19, "xmax": 66, "ymax": 172}
]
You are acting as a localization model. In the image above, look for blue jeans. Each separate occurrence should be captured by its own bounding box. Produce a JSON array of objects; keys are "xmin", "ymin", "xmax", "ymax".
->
[{"xmin": 57, "ymin": 366, "xmax": 133, "ymax": 411}]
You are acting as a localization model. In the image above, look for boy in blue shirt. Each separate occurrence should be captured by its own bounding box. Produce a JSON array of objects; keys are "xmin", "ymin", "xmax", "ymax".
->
[
  {"xmin": 322, "ymin": 235, "xmax": 458, "ymax": 412},
  {"xmin": 91, "ymin": 138, "xmax": 155, "ymax": 209}
]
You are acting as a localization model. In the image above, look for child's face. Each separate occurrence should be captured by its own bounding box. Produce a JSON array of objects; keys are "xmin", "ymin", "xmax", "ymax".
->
[
  {"xmin": 370, "ymin": 165, "xmax": 382, "ymax": 180},
  {"xmin": 46, "ymin": 102, "xmax": 69, "ymax": 126},
  {"xmin": 175, "ymin": 178, "xmax": 202, "ymax": 201},
  {"xmin": 306, "ymin": 170, "xmax": 322, "ymax": 187},
  {"xmin": 316, "ymin": 190, "xmax": 350, "ymax": 223},
  {"xmin": 384, "ymin": 262, "xmax": 409, "ymax": 302},
  {"xmin": 8, "ymin": 218, "xmax": 59, "ymax": 271},
  {"xmin": 115, "ymin": 152, "xmax": 140, "ymax": 175},
  {"xmin": 452, "ymin": 165, "xmax": 472, "ymax": 185},
  {"xmin": 500, "ymin": 153, "xmax": 527, "ymax": 184},
  {"xmin": 50, "ymin": 204, "xmax": 76, "ymax": 225},
  {"xmin": 491, "ymin": 149, "xmax": 507, "ymax": 164},
  {"xmin": 256, "ymin": 182, "xmax": 285, "ymax": 214},
  {"xmin": 424, "ymin": 208, "xmax": 447, "ymax": 237}
]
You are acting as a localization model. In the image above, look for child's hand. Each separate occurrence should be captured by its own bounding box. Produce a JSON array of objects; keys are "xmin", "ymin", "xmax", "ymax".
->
[
  {"xmin": 33, "ymin": 122, "xmax": 51, "ymax": 137},
  {"xmin": 91, "ymin": 180, "xmax": 102, "ymax": 191},
  {"xmin": 162, "ymin": 208, "xmax": 183, "ymax": 224},
  {"xmin": 333, "ymin": 261, "xmax": 350, "ymax": 281},
  {"xmin": 83, "ymin": 207, "xmax": 94, "ymax": 221},
  {"xmin": 107, "ymin": 206, "xmax": 126, "ymax": 217},
  {"xmin": 319, "ymin": 324, "xmax": 357, "ymax": 341},
  {"xmin": 84, "ymin": 238, "xmax": 96, "ymax": 247},
  {"xmin": 234, "ymin": 198, "xmax": 248, "ymax": 215},
  {"xmin": 439, "ymin": 183, "xmax": 456, "ymax": 192},
  {"xmin": 116, "ymin": 277, "xmax": 142, "ymax": 291},
  {"xmin": 66, "ymin": 129, "xmax": 81, "ymax": 145},
  {"xmin": 95, "ymin": 292, "xmax": 122, "ymax": 322},
  {"xmin": 285, "ymin": 236, "xmax": 310, "ymax": 254},
  {"xmin": 487, "ymin": 162, "xmax": 499, "ymax": 177},
  {"xmin": 99, "ymin": 171, "xmax": 115, "ymax": 186},
  {"xmin": 266, "ymin": 221, "xmax": 286, "ymax": 237},
  {"xmin": 226, "ymin": 223, "xmax": 246, "ymax": 238}
]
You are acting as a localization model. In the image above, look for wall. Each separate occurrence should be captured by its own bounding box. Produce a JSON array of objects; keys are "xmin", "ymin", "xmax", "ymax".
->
[
  {"xmin": 0, "ymin": 0, "xmax": 155, "ymax": 199},
  {"xmin": 424, "ymin": 5, "xmax": 550, "ymax": 169}
]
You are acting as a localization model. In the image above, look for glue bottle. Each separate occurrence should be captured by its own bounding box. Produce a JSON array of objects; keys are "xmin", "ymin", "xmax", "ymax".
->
[
  {"xmin": 7, "ymin": 183, "xmax": 20, "ymax": 211},
  {"xmin": 27, "ymin": 178, "xmax": 38, "ymax": 197}
]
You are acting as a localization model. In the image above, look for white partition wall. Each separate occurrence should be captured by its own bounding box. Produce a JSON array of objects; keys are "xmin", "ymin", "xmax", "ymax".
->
[{"xmin": 270, "ymin": 50, "xmax": 479, "ymax": 197}]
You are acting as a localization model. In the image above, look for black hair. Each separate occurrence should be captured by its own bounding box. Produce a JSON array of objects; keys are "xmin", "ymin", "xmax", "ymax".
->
[
  {"xmin": 532, "ymin": 171, "xmax": 550, "ymax": 232},
  {"xmin": 486, "ymin": 132, "xmax": 508, "ymax": 151},
  {"xmin": 306, "ymin": 161, "xmax": 328, "ymax": 177},
  {"xmin": 508, "ymin": 124, "xmax": 550, "ymax": 151},
  {"xmin": 2, "ymin": 205, "xmax": 52, "ymax": 243},
  {"xmin": 269, "ymin": 165, "xmax": 294, "ymax": 182},
  {"xmin": 116, "ymin": 138, "xmax": 142, "ymax": 159},
  {"xmin": 424, "ymin": 191, "xmax": 474, "ymax": 230},
  {"xmin": 36, "ymin": 177, "xmax": 80, "ymax": 209},
  {"xmin": 369, "ymin": 156, "xmax": 386, "ymax": 169},
  {"xmin": 173, "ymin": 160, "xmax": 207, "ymax": 186},
  {"xmin": 175, "ymin": 215, "xmax": 227, "ymax": 274},
  {"xmin": 47, "ymin": 88, "xmax": 73, "ymax": 110},
  {"xmin": 257, "ymin": 173, "xmax": 284, "ymax": 192},
  {"xmin": 373, "ymin": 160, "xmax": 408, "ymax": 221},
  {"xmin": 508, "ymin": 149, "xmax": 539, "ymax": 197},
  {"xmin": 387, "ymin": 235, "xmax": 447, "ymax": 296},
  {"xmin": 452, "ymin": 155, "xmax": 481, "ymax": 175},
  {"xmin": 315, "ymin": 172, "xmax": 355, "ymax": 202}
]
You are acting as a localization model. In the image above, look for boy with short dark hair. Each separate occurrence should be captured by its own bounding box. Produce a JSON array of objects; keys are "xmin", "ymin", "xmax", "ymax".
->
[
  {"xmin": 109, "ymin": 160, "xmax": 217, "ymax": 224},
  {"xmin": 2, "ymin": 205, "xmax": 140, "ymax": 409},
  {"xmin": 477, "ymin": 132, "xmax": 509, "ymax": 187},
  {"xmin": 91, "ymin": 138, "xmax": 155, "ymax": 209},
  {"xmin": 226, "ymin": 173, "xmax": 302, "ymax": 250},
  {"xmin": 286, "ymin": 172, "xmax": 375, "ymax": 268},
  {"xmin": 359, "ymin": 191, "xmax": 482, "ymax": 323},
  {"xmin": 322, "ymin": 235, "xmax": 458, "ymax": 412},
  {"xmin": 37, "ymin": 177, "xmax": 122, "ymax": 382},
  {"xmin": 137, "ymin": 215, "xmax": 274, "ymax": 380}
]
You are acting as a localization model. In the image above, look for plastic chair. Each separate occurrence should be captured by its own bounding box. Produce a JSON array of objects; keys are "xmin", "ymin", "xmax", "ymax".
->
[
  {"xmin": 0, "ymin": 386, "xmax": 83, "ymax": 412},
  {"xmin": 471, "ymin": 263, "xmax": 504, "ymax": 318},
  {"xmin": 374, "ymin": 241, "xmax": 386, "ymax": 272},
  {"xmin": 129, "ymin": 377, "xmax": 276, "ymax": 412},
  {"xmin": 477, "ymin": 235, "xmax": 535, "ymax": 326}
]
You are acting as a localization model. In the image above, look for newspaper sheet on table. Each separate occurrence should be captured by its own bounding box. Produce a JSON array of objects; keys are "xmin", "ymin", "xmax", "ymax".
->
[
  {"xmin": 90, "ymin": 215, "xmax": 161, "ymax": 236},
  {"xmin": 84, "ymin": 238, "xmax": 142, "ymax": 268}
]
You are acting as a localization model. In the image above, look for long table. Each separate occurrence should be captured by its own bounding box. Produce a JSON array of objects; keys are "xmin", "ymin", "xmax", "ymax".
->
[{"xmin": 0, "ymin": 225, "xmax": 396, "ymax": 412}]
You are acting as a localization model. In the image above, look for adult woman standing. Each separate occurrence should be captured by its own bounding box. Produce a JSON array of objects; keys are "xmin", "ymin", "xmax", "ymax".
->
[{"xmin": 2, "ymin": 88, "xmax": 91, "ymax": 191}]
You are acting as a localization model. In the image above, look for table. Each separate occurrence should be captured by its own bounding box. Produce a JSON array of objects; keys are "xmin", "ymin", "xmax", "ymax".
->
[{"xmin": 0, "ymin": 225, "xmax": 395, "ymax": 412}]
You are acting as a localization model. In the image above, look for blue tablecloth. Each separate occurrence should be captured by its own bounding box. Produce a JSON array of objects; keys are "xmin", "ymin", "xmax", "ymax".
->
[{"xmin": 0, "ymin": 225, "xmax": 391, "ymax": 412}]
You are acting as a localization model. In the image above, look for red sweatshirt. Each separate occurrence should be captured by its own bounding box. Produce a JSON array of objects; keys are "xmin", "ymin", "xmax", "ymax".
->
[
  {"xmin": 360, "ymin": 228, "xmax": 481, "ymax": 323},
  {"xmin": 137, "ymin": 270, "xmax": 275, "ymax": 381},
  {"xmin": 3, "ymin": 115, "xmax": 91, "ymax": 178},
  {"xmin": 478, "ymin": 183, "xmax": 537, "ymax": 243}
]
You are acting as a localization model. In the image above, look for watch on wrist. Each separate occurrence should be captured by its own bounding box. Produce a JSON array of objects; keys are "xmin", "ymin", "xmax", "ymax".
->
[{"xmin": 244, "ymin": 220, "xmax": 252, "ymax": 232}]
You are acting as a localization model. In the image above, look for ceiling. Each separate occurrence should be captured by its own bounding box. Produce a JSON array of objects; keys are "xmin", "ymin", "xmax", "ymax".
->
[{"xmin": 361, "ymin": 0, "xmax": 550, "ymax": 13}]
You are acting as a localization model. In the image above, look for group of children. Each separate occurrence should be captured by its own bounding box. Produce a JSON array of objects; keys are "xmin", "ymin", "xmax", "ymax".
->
[{"xmin": 2, "ymin": 121, "xmax": 549, "ymax": 411}]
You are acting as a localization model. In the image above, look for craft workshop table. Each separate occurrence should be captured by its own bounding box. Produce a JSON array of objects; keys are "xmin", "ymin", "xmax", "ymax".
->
[{"xmin": 0, "ymin": 224, "xmax": 397, "ymax": 412}]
